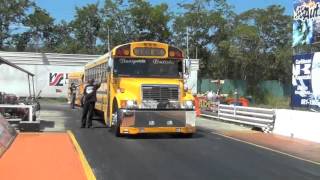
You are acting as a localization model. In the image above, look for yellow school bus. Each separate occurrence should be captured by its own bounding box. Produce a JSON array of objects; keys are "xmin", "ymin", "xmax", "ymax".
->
[
  {"xmin": 67, "ymin": 71, "xmax": 84, "ymax": 106},
  {"xmin": 84, "ymin": 41, "xmax": 196, "ymax": 137}
]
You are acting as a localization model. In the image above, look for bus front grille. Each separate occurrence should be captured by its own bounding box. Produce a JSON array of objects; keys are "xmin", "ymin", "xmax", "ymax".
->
[{"xmin": 142, "ymin": 85, "xmax": 179, "ymax": 102}]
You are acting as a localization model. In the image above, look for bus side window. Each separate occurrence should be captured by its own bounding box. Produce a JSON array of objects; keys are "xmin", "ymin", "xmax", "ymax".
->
[
  {"xmin": 100, "ymin": 64, "xmax": 103, "ymax": 82},
  {"xmin": 85, "ymin": 70, "xmax": 87, "ymax": 82},
  {"xmin": 99, "ymin": 65, "xmax": 102, "ymax": 82},
  {"xmin": 102, "ymin": 63, "xmax": 106, "ymax": 82}
]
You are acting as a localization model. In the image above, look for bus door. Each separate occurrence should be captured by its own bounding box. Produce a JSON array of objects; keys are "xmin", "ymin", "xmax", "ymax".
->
[{"xmin": 103, "ymin": 63, "xmax": 112, "ymax": 127}]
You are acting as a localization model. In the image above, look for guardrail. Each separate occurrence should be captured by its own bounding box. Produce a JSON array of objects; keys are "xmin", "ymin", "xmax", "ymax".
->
[{"xmin": 200, "ymin": 104, "xmax": 275, "ymax": 132}]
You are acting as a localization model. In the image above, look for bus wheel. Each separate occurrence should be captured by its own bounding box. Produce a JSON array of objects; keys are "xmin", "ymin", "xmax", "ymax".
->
[{"xmin": 111, "ymin": 109, "xmax": 122, "ymax": 137}]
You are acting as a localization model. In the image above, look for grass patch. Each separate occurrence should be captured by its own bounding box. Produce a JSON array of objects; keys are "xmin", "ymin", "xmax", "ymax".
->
[
  {"xmin": 251, "ymin": 93, "xmax": 290, "ymax": 109},
  {"xmin": 39, "ymin": 97, "xmax": 68, "ymax": 104}
]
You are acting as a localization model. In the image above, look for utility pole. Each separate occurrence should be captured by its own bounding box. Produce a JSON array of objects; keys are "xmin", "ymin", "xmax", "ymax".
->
[
  {"xmin": 107, "ymin": 25, "xmax": 111, "ymax": 52},
  {"xmin": 186, "ymin": 27, "xmax": 189, "ymax": 59},
  {"xmin": 196, "ymin": 47, "xmax": 198, "ymax": 59}
]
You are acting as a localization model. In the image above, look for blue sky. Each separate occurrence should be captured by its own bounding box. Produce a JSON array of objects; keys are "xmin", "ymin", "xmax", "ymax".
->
[{"xmin": 33, "ymin": 0, "xmax": 291, "ymax": 22}]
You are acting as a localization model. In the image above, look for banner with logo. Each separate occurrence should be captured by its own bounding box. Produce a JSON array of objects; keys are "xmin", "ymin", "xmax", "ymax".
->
[
  {"xmin": 292, "ymin": 52, "xmax": 320, "ymax": 108},
  {"xmin": 293, "ymin": 0, "xmax": 320, "ymax": 46}
]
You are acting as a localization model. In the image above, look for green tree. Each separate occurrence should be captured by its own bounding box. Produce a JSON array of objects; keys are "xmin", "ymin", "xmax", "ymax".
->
[
  {"xmin": 99, "ymin": 0, "xmax": 172, "ymax": 51},
  {"xmin": 0, "ymin": 0, "xmax": 33, "ymax": 49},
  {"xmin": 48, "ymin": 21, "xmax": 79, "ymax": 53},
  {"xmin": 23, "ymin": 7, "xmax": 55, "ymax": 51},
  {"xmin": 99, "ymin": 0, "xmax": 132, "ymax": 50},
  {"xmin": 12, "ymin": 32, "xmax": 31, "ymax": 51},
  {"xmin": 173, "ymin": 0, "xmax": 234, "ymax": 78},
  {"xmin": 71, "ymin": 3, "xmax": 102, "ymax": 54},
  {"xmin": 229, "ymin": 5, "xmax": 292, "ymax": 94},
  {"xmin": 128, "ymin": 0, "xmax": 171, "ymax": 42}
]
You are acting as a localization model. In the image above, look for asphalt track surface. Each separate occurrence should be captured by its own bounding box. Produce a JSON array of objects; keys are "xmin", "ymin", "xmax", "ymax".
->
[{"xmin": 43, "ymin": 103, "xmax": 320, "ymax": 180}]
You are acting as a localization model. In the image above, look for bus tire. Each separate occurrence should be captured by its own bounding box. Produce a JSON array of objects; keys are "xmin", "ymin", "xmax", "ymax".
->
[
  {"xmin": 111, "ymin": 107, "xmax": 122, "ymax": 137},
  {"xmin": 114, "ymin": 109, "xmax": 122, "ymax": 137}
]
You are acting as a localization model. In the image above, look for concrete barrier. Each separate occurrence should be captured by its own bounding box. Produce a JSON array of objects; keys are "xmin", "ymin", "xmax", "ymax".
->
[
  {"xmin": 273, "ymin": 109, "xmax": 320, "ymax": 143},
  {"xmin": 0, "ymin": 114, "xmax": 17, "ymax": 157}
]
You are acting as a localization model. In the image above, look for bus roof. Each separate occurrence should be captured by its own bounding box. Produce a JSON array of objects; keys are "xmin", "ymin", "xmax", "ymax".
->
[
  {"xmin": 85, "ymin": 52, "xmax": 110, "ymax": 69},
  {"xmin": 85, "ymin": 41, "xmax": 184, "ymax": 69},
  {"xmin": 68, "ymin": 71, "xmax": 84, "ymax": 79}
]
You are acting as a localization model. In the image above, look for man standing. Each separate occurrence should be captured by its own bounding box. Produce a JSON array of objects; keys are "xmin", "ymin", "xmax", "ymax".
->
[
  {"xmin": 69, "ymin": 83, "xmax": 77, "ymax": 109},
  {"xmin": 81, "ymin": 79, "xmax": 100, "ymax": 128}
]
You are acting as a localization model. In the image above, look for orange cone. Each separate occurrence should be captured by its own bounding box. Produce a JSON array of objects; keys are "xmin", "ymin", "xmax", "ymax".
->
[{"xmin": 194, "ymin": 96, "xmax": 201, "ymax": 117}]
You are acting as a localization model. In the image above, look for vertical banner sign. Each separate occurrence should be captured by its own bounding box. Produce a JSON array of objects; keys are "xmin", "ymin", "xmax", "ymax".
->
[
  {"xmin": 293, "ymin": 0, "xmax": 320, "ymax": 47},
  {"xmin": 292, "ymin": 53, "xmax": 320, "ymax": 108}
]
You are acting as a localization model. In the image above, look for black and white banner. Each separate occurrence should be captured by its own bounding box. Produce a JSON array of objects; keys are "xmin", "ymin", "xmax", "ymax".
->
[{"xmin": 292, "ymin": 52, "xmax": 320, "ymax": 108}]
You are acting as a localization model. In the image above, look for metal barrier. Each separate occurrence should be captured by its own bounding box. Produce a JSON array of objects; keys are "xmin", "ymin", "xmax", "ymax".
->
[
  {"xmin": 0, "ymin": 104, "xmax": 40, "ymax": 131},
  {"xmin": 0, "ymin": 104, "xmax": 34, "ymax": 122},
  {"xmin": 201, "ymin": 104, "xmax": 275, "ymax": 132}
]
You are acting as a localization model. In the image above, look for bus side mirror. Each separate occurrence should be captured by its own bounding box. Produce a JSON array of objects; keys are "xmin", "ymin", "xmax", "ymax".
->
[
  {"xmin": 108, "ymin": 58, "xmax": 113, "ymax": 70},
  {"xmin": 184, "ymin": 59, "xmax": 190, "ymax": 77}
]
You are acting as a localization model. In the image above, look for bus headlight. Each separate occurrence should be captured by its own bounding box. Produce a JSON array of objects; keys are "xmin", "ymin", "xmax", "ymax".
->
[
  {"xmin": 121, "ymin": 100, "xmax": 138, "ymax": 109},
  {"xmin": 126, "ymin": 100, "xmax": 135, "ymax": 108},
  {"xmin": 120, "ymin": 100, "xmax": 138, "ymax": 109},
  {"xmin": 184, "ymin": 100, "xmax": 194, "ymax": 109}
]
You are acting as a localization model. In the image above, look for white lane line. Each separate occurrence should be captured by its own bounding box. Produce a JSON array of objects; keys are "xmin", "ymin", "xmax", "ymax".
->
[{"xmin": 209, "ymin": 131, "xmax": 320, "ymax": 166}]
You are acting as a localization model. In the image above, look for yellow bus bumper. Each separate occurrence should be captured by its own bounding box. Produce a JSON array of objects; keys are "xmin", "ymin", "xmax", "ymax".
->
[
  {"xmin": 120, "ymin": 126, "xmax": 196, "ymax": 135},
  {"xmin": 118, "ymin": 109, "xmax": 196, "ymax": 135}
]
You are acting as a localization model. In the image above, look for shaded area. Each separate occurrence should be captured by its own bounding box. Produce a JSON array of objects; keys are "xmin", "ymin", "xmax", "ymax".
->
[{"xmin": 40, "ymin": 120, "xmax": 55, "ymax": 130}]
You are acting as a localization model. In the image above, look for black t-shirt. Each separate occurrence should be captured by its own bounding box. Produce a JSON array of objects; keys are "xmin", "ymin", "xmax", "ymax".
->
[
  {"xmin": 83, "ymin": 84, "xmax": 100, "ymax": 103},
  {"xmin": 70, "ymin": 85, "xmax": 77, "ymax": 95}
]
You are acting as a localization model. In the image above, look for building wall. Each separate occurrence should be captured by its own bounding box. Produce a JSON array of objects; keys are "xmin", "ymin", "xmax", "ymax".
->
[
  {"xmin": 0, "ymin": 64, "xmax": 84, "ymax": 98},
  {"xmin": 0, "ymin": 51, "xmax": 100, "ymax": 98}
]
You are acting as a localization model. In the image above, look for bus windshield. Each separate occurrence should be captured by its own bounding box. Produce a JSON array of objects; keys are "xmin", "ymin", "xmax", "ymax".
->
[{"xmin": 113, "ymin": 58, "xmax": 182, "ymax": 78}]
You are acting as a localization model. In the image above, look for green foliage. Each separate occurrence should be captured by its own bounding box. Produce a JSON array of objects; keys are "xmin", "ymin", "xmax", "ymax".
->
[
  {"xmin": 0, "ymin": 0, "xmax": 33, "ymax": 49},
  {"xmin": 130, "ymin": 0, "xmax": 171, "ymax": 42},
  {"xmin": 24, "ymin": 7, "xmax": 55, "ymax": 51},
  {"xmin": 1, "ymin": 0, "xmax": 293, "ymax": 99},
  {"xmin": 173, "ymin": 0, "xmax": 235, "ymax": 78},
  {"xmin": 71, "ymin": 3, "xmax": 102, "ymax": 54},
  {"xmin": 99, "ymin": 0, "xmax": 132, "ymax": 49},
  {"xmin": 98, "ymin": 0, "xmax": 172, "ymax": 52},
  {"xmin": 252, "ymin": 93, "xmax": 290, "ymax": 109},
  {"xmin": 227, "ymin": 5, "xmax": 292, "ymax": 95}
]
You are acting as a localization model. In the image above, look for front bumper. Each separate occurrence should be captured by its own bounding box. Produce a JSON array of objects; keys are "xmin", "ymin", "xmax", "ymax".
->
[{"xmin": 118, "ymin": 109, "xmax": 196, "ymax": 134}]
